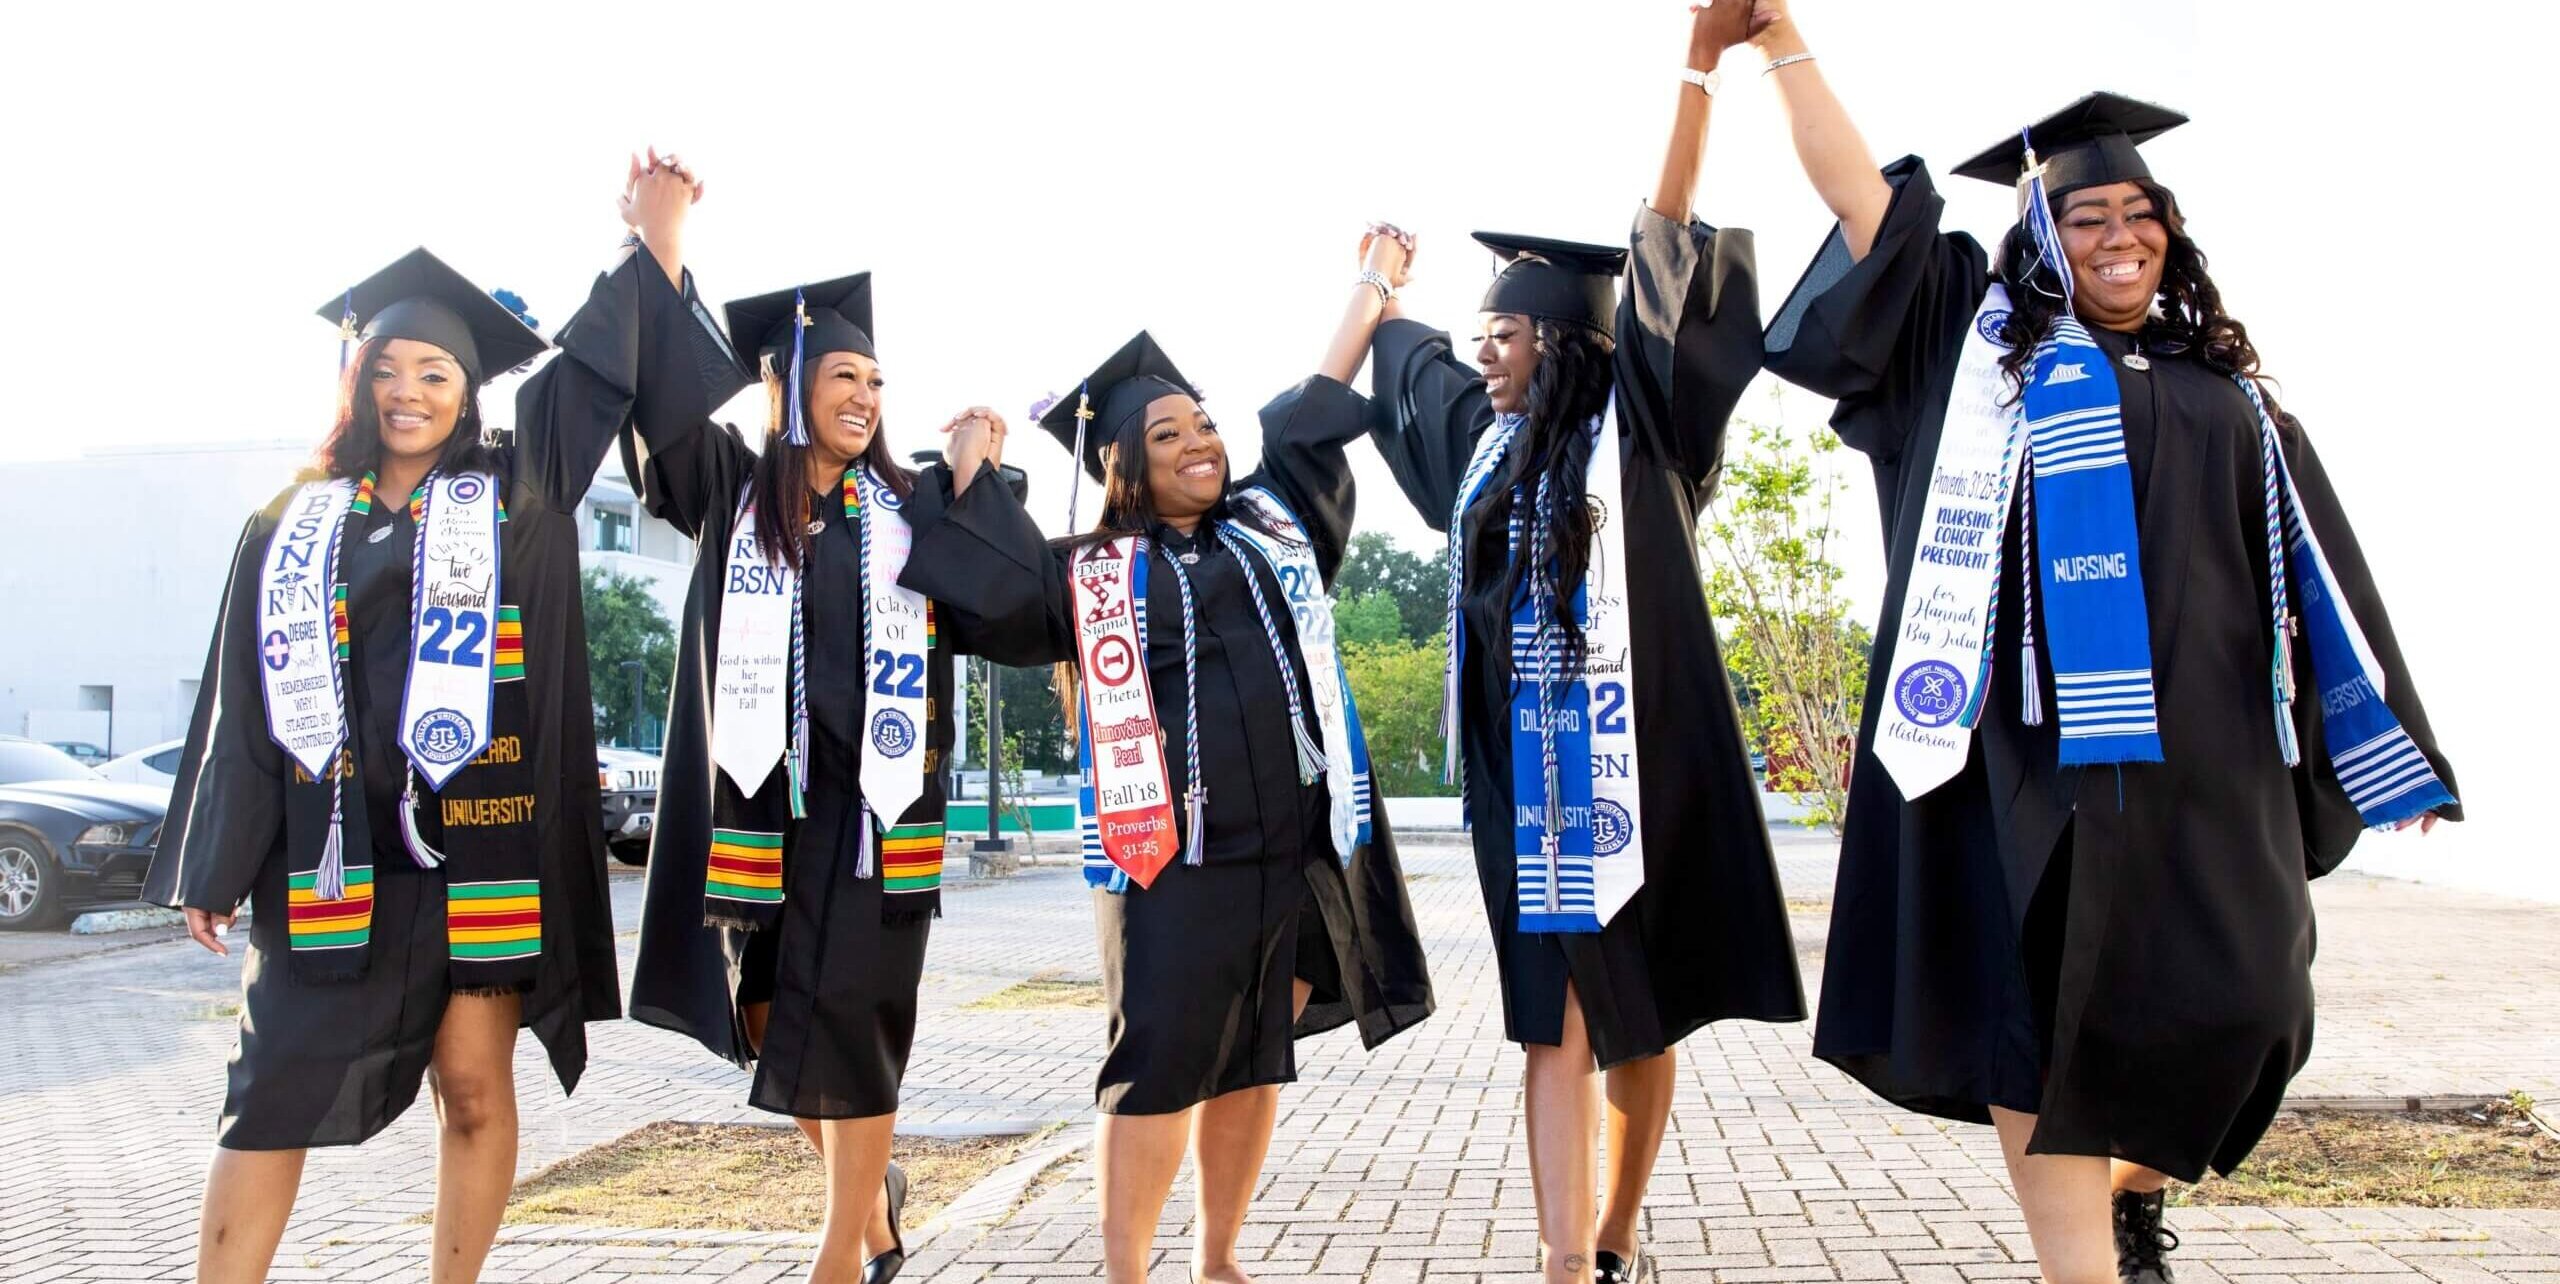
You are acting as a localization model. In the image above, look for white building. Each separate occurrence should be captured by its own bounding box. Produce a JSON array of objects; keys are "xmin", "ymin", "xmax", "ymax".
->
[{"xmin": 0, "ymin": 440, "xmax": 691, "ymax": 756}]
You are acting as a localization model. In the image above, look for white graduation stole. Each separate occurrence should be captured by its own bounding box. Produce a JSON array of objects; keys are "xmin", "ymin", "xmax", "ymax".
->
[
  {"xmin": 712, "ymin": 471, "xmax": 932, "ymax": 821},
  {"xmin": 1450, "ymin": 407, "xmax": 1647, "ymax": 929},
  {"xmin": 258, "ymin": 479, "xmax": 358, "ymax": 778},
  {"xmin": 398, "ymin": 472, "xmax": 502, "ymax": 790},
  {"xmin": 1072, "ymin": 536, "xmax": 1180, "ymax": 887},
  {"xmin": 854, "ymin": 469, "xmax": 930, "ymax": 827},
  {"xmin": 1579, "ymin": 410, "xmax": 1644, "ymax": 926},
  {"xmin": 711, "ymin": 499, "xmax": 795, "ymax": 797},
  {"xmin": 1227, "ymin": 488, "xmax": 1360, "ymax": 861},
  {"xmin": 1872, "ymin": 284, "xmax": 2030, "ymax": 800}
]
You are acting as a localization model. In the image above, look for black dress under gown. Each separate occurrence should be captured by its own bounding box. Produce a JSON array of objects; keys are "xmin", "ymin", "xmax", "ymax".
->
[
  {"xmin": 1762, "ymin": 158, "xmax": 2462, "ymax": 1179},
  {"xmin": 1365, "ymin": 204, "xmax": 1806, "ymax": 1069},
  {"xmin": 142, "ymin": 256, "xmax": 654, "ymax": 1148},
  {"xmin": 899, "ymin": 373, "xmax": 1437, "ymax": 1115},
  {"xmin": 619, "ymin": 274, "xmax": 1000, "ymax": 1120}
]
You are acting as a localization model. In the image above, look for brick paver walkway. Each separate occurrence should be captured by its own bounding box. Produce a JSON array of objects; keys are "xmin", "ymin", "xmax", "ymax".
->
[{"xmin": 2, "ymin": 831, "xmax": 2553, "ymax": 1282}]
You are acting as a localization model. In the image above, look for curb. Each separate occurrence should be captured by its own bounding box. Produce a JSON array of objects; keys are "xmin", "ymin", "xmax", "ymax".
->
[
  {"xmin": 904, "ymin": 1128, "xmax": 1085, "ymax": 1255},
  {"xmin": 67, "ymin": 905, "xmax": 184, "ymax": 934},
  {"xmin": 402, "ymin": 1126, "xmax": 1089, "ymax": 1254}
]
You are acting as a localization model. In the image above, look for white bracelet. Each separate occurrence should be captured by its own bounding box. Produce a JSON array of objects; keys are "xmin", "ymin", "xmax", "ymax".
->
[
  {"xmin": 1356, "ymin": 270, "xmax": 1394, "ymax": 304},
  {"xmin": 1764, "ymin": 51, "xmax": 1816, "ymax": 75}
]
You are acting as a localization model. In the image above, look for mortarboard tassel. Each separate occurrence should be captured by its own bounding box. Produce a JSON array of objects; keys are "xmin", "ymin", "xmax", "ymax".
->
[
  {"xmin": 337, "ymin": 290, "xmax": 357, "ymax": 372},
  {"xmin": 2019, "ymin": 130, "xmax": 2075, "ymax": 306},
  {"xmin": 1066, "ymin": 381, "xmax": 1093, "ymax": 530},
  {"xmin": 783, "ymin": 288, "xmax": 812, "ymax": 447}
]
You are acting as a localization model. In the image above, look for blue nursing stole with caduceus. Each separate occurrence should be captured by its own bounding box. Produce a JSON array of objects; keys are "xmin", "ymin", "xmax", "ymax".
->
[{"xmin": 2025, "ymin": 318, "xmax": 2165, "ymax": 765}]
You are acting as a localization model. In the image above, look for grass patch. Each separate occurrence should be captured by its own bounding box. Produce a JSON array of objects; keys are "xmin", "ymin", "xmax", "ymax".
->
[
  {"xmin": 189, "ymin": 1002, "xmax": 242, "ymax": 1021},
  {"xmin": 2178, "ymin": 1102, "xmax": 2558, "ymax": 1209},
  {"xmin": 502, "ymin": 1122, "xmax": 1043, "ymax": 1232},
  {"xmin": 1784, "ymin": 898, "xmax": 1831, "ymax": 914},
  {"xmin": 960, "ymin": 970, "xmax": 1106, "ymax": 1011}
]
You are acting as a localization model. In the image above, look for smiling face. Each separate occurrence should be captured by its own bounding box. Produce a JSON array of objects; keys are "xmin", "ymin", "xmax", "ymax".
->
[
  {"xmin": 2057, "ymin": 181, "xmax": 2171, "ymax": 332},
  {"xmin": 1135, "ymin": 392, "xmax": 1225, "ymax": 523},
  {"xmin": 368, "ymin": 338, "xmax": 470, "ymax": 468},
  {"xmin": 803, "ymin": 351, "xmax": 883, "ymax": 470},
  {"xmin": 1475, "ymin": 312, "xmax": 1539, "ymax": 414}
]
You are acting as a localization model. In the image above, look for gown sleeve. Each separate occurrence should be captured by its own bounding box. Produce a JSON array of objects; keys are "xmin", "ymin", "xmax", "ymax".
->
[
  {"xmin": 1618, "ymin": 204, "xmax": 1764, "ymax": 486},
  {"xmin": 1761, "ymin": 157, "xmax": 1992, "ymax": 466},
  {"xmin": 1248, "ymin": 373, "xmax": 1371, "ymax": 585},
  {"xmin": 2278, "ymin": 413, "xmax": 2464, "ymax": 875},
  {"xmin": 1367, "ymin": 317, "xmax": 1497, "ymax": 535},
  {"xmin": 509, "ymin": 253, "xmax": 713, "ymax": 512},
  {"xmin": 144, "ymin": 506, "xmax": 292, "ymax": 914},
  {"xmin": 897, "ymin": 461, "xmax": 1075, "ymax": 668},
  {"xmin": 615, "ymin": 263, "xmax": 758, "ymax": 540}
]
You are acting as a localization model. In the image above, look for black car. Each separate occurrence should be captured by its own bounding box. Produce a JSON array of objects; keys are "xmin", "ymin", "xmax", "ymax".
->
[{"xmin": 0, "ymin": 737, "xmax": 167, "ymax": 930}]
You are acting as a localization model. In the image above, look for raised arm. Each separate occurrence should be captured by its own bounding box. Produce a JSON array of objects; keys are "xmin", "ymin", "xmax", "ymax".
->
[
  {"xmin": 1750, "ymin": 0, "xmax": 1893, "ymax": 260},
  {"xmin": 511, "ymin": 152, "xmax": 713, "ymax": 514},
  {"xmin": 1650, "ymin": 2, "xmax": 1750, "ymax": 224},
  {"xmin": 611, "ymin": 154, "xmax": 758, "ymax": 539}
]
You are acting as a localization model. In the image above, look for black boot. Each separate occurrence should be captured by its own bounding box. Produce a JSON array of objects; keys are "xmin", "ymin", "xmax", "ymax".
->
[
  {"xmin": 862, "ymin": 1161, "xmax": 908, "ymax": 1284},
  {"xmin": 1594, "ymin": 1249, "xmax": 1649, "ymax": 1284},
  {"xmin": 2112, "ymin": 1188, "xmax": 2178, "ymax": 1284}
]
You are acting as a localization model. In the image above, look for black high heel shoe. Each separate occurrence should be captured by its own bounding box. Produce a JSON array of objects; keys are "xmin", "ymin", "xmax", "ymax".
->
[
  {"xmin": 1594, "ymin": 1248, "xmax": 1649, "ymax": 1284},
  {"xmin": 862, "ymin": 1161, "xmax": 908, "ymax": 1284}
]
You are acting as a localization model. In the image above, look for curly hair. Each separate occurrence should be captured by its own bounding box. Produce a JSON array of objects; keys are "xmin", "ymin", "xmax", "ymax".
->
[
  {"xmin": 1462, "ymin": 318, "xmax": 1616, "ymax": 691},
  {"xmin": 1994, "ymin": 180, "xmax": 2266, "ymax": 400}
]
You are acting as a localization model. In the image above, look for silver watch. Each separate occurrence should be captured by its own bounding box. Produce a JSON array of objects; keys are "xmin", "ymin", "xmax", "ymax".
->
[{"xmin": 1680, "ymin": 67, "xmax": 1722, "ymax": 95}]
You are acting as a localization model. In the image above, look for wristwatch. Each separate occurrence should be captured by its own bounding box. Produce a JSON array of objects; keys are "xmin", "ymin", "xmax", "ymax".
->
[{"xmin": 1680, "ymin": 66, "xmax": 1722, "ymax": 96}]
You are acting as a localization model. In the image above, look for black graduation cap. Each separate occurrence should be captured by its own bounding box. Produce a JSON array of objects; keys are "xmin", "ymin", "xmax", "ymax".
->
[
  {"xmin": 1951, "ymin": 91, "xmax": 2189, "ymax": 198},
  {"xmin": 318, "ymin": 247, "xmax": 547, "ymax": 383},
  {"xmin": 1474, "ymin": 232, "xmax": 1626, "ymax": 336},
  {"xmin": 1037, "ymin": 331, "xmax": 1203, "ymax": 482},
  {"xmin": 723, "ymin": 272, "xmax": 875, "ymax": 381}
]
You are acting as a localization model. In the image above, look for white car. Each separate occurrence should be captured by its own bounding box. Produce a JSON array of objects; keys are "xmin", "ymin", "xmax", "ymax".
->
[{"xmin": 96, "ymin": 739, "xmax": 185, "ymax": 792}]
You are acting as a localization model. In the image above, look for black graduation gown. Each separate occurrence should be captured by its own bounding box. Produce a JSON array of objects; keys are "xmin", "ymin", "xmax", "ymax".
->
[
  {"xmin": 900, "ymin": 373, "xmax": 1436, "ymax": 1115},
  {"xmin": 1762, "ymin": 158, "xmax": 2462, "ymax": 1180},
  {"xmin": 142, "ymin": 257, "xmax": 652, "ymax": 1149},
  {"xmin": 1366, "ymin": 205, "xmax": 1806, "ymax": 1069},
  {"xmin": 618, "ymin": 272, "xmax": 988, "ymax": 1119}
]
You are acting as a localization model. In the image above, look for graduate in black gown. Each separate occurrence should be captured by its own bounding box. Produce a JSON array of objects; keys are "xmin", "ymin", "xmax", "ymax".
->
[
  {"xmin": 1344, "ymin": 9, "xmax": 1799, "ymax": 1283},
  {"xmin": 616, "ymin": 174, "xmax": 1018, "ymax": 1284},
  {"xmin": 1746, "ymin": 7, "xmax": 2460, "ymax": 1281},
  {"xmin": 142, "ymin": 155, "xmax": 687, "ymax": 1284},
  {"xmin": 900, "ymin": 326, "xmax": 1434, "ymax": 1284}
]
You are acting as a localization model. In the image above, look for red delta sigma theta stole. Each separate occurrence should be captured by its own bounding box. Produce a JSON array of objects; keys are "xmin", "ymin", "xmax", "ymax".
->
[{"xmin": 1072, "ymin": 537, "xmax": 1178, "ymax": 887}]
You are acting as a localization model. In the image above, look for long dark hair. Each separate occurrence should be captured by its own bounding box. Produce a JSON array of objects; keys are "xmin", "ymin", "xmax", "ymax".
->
[
  {"xmin": 1995, "ymin": 180, "xmax": 2266, "ymax": 397},
  {"xmin": 302, "ymin": 335, "xmax": 501, "ymax": 483},
  {"xmin": 1462, "ymin": 318, "xmax": 1615, "ymax": 689},
  {"xmin": 746, "ymin": 370, "xmax": 912, "ymax": 571}
]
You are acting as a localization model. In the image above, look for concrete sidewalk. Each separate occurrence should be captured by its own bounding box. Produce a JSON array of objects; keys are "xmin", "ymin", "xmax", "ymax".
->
[{"xmin": 0, "ymin": 834, "xmax": 2552, "ymax": 1282}]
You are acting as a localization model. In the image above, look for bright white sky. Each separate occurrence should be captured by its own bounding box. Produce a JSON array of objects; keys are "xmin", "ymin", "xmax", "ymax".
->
[{"xmin": 3, "ymin": 0, "xmax": 2549, "ymax": 893}]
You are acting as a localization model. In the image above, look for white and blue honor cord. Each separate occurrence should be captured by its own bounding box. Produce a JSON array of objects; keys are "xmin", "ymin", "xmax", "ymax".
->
[
  {"xmin": 1213, "ymin": 527, "xmax": 1327, "ymax": 785},
  {"xmin": 782, "ymin": 288, "xmax": 811, "ymax": 448},
  {"xmin": 1161, "ymin": 549, "xmax": 1207, "ymax": 866}
]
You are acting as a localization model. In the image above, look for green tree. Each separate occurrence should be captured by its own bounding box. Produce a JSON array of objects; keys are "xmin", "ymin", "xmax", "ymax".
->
[
  {"xmin": 963, "ymin": 661, "xmax": 1075, "ymax": 778},
  {"xmin": 1334, "ymin": 532, "xmax": 1448, "ymax": 643},
  {"xmin": 1333, "ymin": 591, "xmax": 1405, "ymax": 649},
  {"xmin": 1699, "ymin": 402, "xmax": 1869, "ymax": 831},
  {"xmin": 1342, "ymin": 633, "xmax": 1457, "ymax": 797},
  {"xmin": 582, "ymin": 567, "xmax": 677, "ymax": 749}
]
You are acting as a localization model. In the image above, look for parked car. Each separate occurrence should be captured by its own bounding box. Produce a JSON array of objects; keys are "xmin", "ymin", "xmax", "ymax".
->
[
  {"xmin": 48, "ymin": 741, "xmax": 111, "ymax": 768},
  {"xmin": 98, "ymin": 738, "xmax": 186, "ymax": 791},
  {"xmin": 597, "ymin": 745, "xmax": 662, "ymax": 865},
  {"xmin": 0, "ymin": 736, "xmax": 167, "ymax": 930}
]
